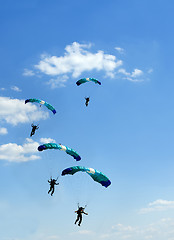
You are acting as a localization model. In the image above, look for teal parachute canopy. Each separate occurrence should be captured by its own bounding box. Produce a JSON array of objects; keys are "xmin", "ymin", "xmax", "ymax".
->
[
  {"xmin": 76, "ymin": 78, "xmax": 101, "ymax": 86},
  {"xmin": 38, "ymin": 143, "xmax": 81, "ymax": 161},
  {"xmin": 61, "ymin": 166, "xmax": 111, "ymax": 188},
  {"xmin": 25, "ymin": 98, "xmax": 56, "ymax": 114}
]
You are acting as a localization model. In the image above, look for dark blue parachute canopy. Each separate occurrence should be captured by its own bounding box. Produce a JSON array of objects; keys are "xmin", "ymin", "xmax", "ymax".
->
[
  {"xmin": 62, "ymin": 166, "xmax": 111, "ymax": 188},
  {"xmin": 25, "ymin": 98, "xmax": 56, "ymax": 114},
  {"xmin": 76, "ymin": 78, "xmax": 101, "ymax": 86},
  {"xmin": 38, "ymin": 143, "xmax": 81, "ymax": 161}
]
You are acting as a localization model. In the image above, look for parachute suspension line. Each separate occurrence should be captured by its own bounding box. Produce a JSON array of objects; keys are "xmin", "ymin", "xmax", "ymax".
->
[
  {"xmin": 44, "ymin": 149, "xmax": 53, "ymax": 181},
  {"xmin": 76, "ymin": 202, "xmax": 88, "ymax": 209},
  {"xmin": 56, "ymin": 175, "xmax": 59, "ymax": 181},
  {"xmin": 62, "ymin": 166, "xmax": 111, "ymax": 208},
  {"xmin": 49, "ymin": 174, "xmax": 59, "ymax": 181}
]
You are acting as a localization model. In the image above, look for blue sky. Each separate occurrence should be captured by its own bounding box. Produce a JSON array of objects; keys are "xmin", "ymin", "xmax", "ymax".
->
[{"xmin": 1, "ymin": 0, "xmax": 174, "ymax": 239}]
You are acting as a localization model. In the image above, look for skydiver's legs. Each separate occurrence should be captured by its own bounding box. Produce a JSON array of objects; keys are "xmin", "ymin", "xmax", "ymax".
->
[
  {"xmin": 51, "ymin": 187, "xmax": 55, "ymax": 196},
  {"xmin": 78, "ymin": 215, "xmax": 82, "ymax": 226},
  {"xmin": 48, "ymin": 187, "xmax": 52, "ymax": 194},
  {"xmin": 30, "ymin": 130, "xmax": 35, "ymax": 137},
  {"xmin": 75, "ymin": 215, "xmax": 80, "ymax": 224}
]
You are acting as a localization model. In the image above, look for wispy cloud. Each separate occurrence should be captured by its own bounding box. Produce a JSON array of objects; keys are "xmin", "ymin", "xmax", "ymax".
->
[
  {"xmin": 47, "ymin": 75, "xmax": 68, "ymax": 89},
  {"xmin": 101, "ymin": 218, "xmax": 174, "ymax": 240},
  {"xmin": 131, "ymin": 69, "xmax": 143, "ymax": 77},
  {"xmin": 115, "ymin": 47, "xmax": 125, "ymax": 54},
  {"xmin": 11, "ymin": 86, "xmax": 22, "ymax": 92},
  {"xmin": 139, "ymin": 199, "xmax": 174, "ymax": 214},
  {"xmin": 0, "ymin": 127, "xmax": 8, "ymax": 135},
  {"xmin": 0, "ymin": 138, "xmax": 40, "ymax": 162},
  {"xmin": 0, "ymin": 96, "xmax": 49, "ymax": 126},
  {"xmin": 148, "ymin": 68, "xmax": 153, "ymax": 74},
  {"xmin": 23, "ymin": 68, "xmax": 35, "ymax": 76},
  {"xmin": 118, "ymin": 68, "xmax": 144, "ymax": 82},
  {"xmin": 40, "ymin": 138, "xmax": 56, "ymax": 144}
]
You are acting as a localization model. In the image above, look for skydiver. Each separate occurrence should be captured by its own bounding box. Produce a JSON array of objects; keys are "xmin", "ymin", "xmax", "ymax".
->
[
  {"xmin": 85, "ymin": 97, "xmax": 90, "ymax": 107},
  {"xmin": 48, "ymin": 177, "xmax": 59, "ymax": 196},
  {"xmin": 74, "ymin": 206, "xmax": 88, "ymax": 226},
  {"xmin": 30, "ymin": 124, "xmax": 39, "ymax": 137}
]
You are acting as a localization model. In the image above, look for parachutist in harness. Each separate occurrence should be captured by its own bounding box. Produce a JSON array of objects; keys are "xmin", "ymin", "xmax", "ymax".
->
[
  {"xmin": 30, "ymin": 124, "xmax": 39, "ymax": 137},
  {"xmin": 48, "ymin": 177, "xmax": 59, "ymax": 196},
  {"xmin": 75, "ymin": 206, "xmax": 88, "ymax": 226},
  {"xmin": 85, "ymin": 97, "xmax": 90, "ymax": 107}
]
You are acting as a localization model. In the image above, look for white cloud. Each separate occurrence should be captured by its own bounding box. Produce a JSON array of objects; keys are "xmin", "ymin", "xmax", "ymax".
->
[
  {"xmin": 118, "ymin": 68, "xmax": 144, "ymax": 82},
  {"xmin": 24, "ymin": 42, "xmax": 151, "ymax": 86},
  {"xmin": 101, "ymin": 218, "xmax": 174, "ymax": 240},
  {"xmin": 23, "ymin": 68, "xmax": 35, "ymax": 76},
  {"xmin": 118, "ymin": 68, "xmax": 130, "ymax": 76},
  {"xmin": 0, "ymin": 88, "xmax": 5, "ymax": 91},
  {"xmin": 11, "ymin": 86, "xmax": 22, "ymax": 92},
  {"xmin": 131, "ymin": 68, "xmax": 143, "ymax": 78},
  {"xmin": 34, "ymin": 42, "xmax": 123, "ymax": 80},
  {"xmin": 139, "ymin": 199, "xmax": 174, "ymax": 214},
  {"xmin": 0, "ymin": 138, "xmax": 40, "ymax": 162},
  {"xmin": 40, "ymin": 138, "xmax": 56, "ymax": 144},
  {"xmin": 0, "ymin": 127, "xmax": 8, "ymax": 135},
  {"xmin": 0, "ymin": 96, "xmax": 49, "ymax": 126},
  {"xmin": 0, "ymin": 137, "xmax": 57, "ymax": 163},
  {"xmin": 47, "ymin": 75, "xmax": 68, "ymax": 89},
  {"xmin": 115, "ymin": 47, "xmax": 125, "ymax": 54}
]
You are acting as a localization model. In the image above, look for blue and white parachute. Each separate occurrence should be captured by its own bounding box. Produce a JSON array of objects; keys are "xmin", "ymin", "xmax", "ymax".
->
[
  {"xmin": 38, "ymin": 143, "xmax": 81, "ymax": 161},
  {"xmin": 76, "ymin": 78, "xmax": 101, "ymax": 86},
  {"xmin": 25, "ymin": 98, "xmax": 56, "ymax": 114},
  {"xmin": 62, "ymin": 166, "xmax": 111, "ymax": 188}
]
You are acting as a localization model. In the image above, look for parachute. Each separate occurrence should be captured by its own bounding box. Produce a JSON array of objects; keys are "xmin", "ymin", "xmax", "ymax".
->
[
  {"xmin": 61, "ymin": 166, "xmax": 111, "ymax": 188},
  {"xmin": 25, "ymin": 98, "xmax": 56, "ymax": 114},
  {"xmin": 76, "ymin": 78, "xmax": 101, "ymax": 86},
  {"xmin": 38, "ymin": 143, "xmax": 81, "ymax": 161}
]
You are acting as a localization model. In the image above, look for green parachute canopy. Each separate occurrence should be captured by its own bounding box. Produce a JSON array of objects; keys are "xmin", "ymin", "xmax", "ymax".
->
[
  {"xmin": 61, "ymin": 166, "xmax": 111, "ymax": 188},
  {"xmin": 38, "ymin": 143, "xmax": 81, "ymax": 161},
  {"xmin": 25, "ymin": 98, "xmax": 56, "ymax": 114},
  {"xmin": 76, "ymin": 78, "xmax": 101, "ymax": 86}
]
